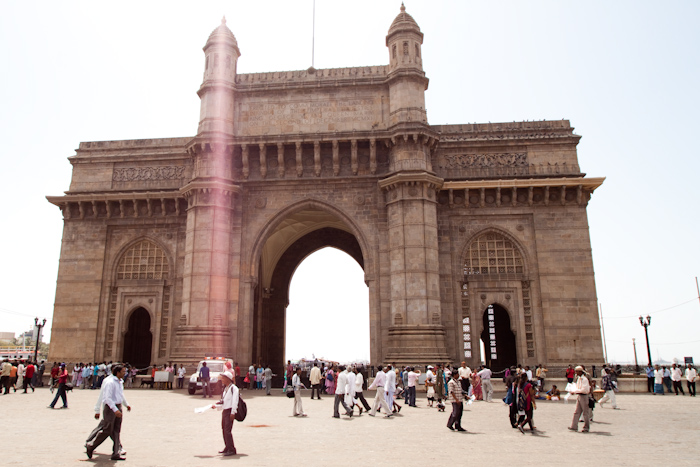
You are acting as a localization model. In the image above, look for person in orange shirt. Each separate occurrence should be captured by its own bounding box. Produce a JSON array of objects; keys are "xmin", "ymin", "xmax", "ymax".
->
[{"xmin": 10, "ymin": 362, "xmax": 18, "ymax": 392}]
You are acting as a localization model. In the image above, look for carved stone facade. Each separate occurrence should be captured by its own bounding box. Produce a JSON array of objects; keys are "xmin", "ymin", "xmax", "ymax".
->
[{"xmin": 47, "ymin": 7, "xmax": 604, "ymax": 373}]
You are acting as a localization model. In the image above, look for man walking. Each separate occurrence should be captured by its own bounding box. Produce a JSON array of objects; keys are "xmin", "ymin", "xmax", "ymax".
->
[
  {"xmin": 671, "ymin": 363, "xmax": 684, "ymax": 395},
  {"xmin": 23, "ymin": 361, "xmax": 35, "ymax": 393},
  {"xmin": 214, "ymin": 371, "xmax": 239, "ymax": 456},
  {"xmin": 458, "ymin": 361, "xmax": 472, "ymax": 397},
  {"xmin": 309, "ymin": 363, "xmax": 322, "ymax": 400},
  {"xmin": 199, "ymin": 362, "xmax": 211, "ymax": 398},
  {"xmin": 447, "ymin": 370, "xmax": 465, "ymax": 431},
  {"xmin": 353, "ymin": 366, "xmax": 371, "ymax": 412},
  {"xmin": 291, "ymin": 367, "xmax": 307, "ymax": 417},
  {"xmin": 368, "ymin": 366, "xmax": 392, "ymax": 418},
  {"xmin": 1, "ymin": 359, "xmax": 11, "ymax": 394},
  {"xmin": 264, "ymin": 364, "xmax": 274, "ymax": 396},
  {"xmin": 686, "ymin": 364, "xmax": 697, "ymax": 397},
  {"xmin": 385, "ymin": 364, "xmax": 397, "ymax": 411},
  {"xmin": 48, "ymin": 363, "xmax": 69, "ymax": 409},
  {"xmin": 477, "ymin": 365, "xmax": 493, "ymax": 402},
  {"xmin": 333, "ymin": 366, "xmax": 353, "ymax": 418},
  {"xmin": 568, "ymin": 366, "xmax": 591, "ymax": 433},
  {"xmin": 85, "ymin": 364, "xmax": 130, "ymax": 460},
  {"xmin": 598, "ymin": 366, "xmax": 619, "ymax": 409}
]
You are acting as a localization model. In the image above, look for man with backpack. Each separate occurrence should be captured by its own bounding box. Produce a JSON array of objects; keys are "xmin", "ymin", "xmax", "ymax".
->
[{"xmin": 214, "ymin": 371, "xmax": 240, "ymax": 456}]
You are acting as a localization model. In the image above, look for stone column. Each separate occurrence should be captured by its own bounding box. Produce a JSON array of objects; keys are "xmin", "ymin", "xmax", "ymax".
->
[
  {"xmin": 379, "ymin": 139, "xmax": 448, "ymax": 366},
  {"xmin": 175, "ymin": 143, "xmax": 240, "ymax": 359}
]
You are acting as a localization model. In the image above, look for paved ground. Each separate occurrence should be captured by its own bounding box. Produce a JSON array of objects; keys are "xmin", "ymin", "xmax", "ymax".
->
[{"xmin": 2, "ymin": 385, "xmax": 699, "ymax": 466}]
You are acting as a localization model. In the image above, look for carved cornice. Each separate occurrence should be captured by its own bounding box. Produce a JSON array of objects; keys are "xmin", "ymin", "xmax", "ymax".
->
[
  {"xmin": 442, "ymin": 177, "xmax": 604, "ymax": 191},
  {"xmin": 438, "ymin": 177, "xmax": 605, "ymax": 208},
  {"xmin": 379, "ymin": 172, "xmax": 444, "ymax": 192},
  {"xmin": 180, "ymin": 180, "xmax": 241, "ymax": 198},
  {"xmin": 46, "ymin": 191, "xmax": 186, "ymax": 220}
]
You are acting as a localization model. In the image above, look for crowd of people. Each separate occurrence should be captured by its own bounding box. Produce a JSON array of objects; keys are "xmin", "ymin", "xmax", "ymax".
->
[
  {"xmin": 0, "ymin": 358, "xmax": 45, "ymax": 394},
  {"xmin": 6, "ymin": 355, "xmax": 697, "ymax": 459},
  {"xmin": 645, "ymin": 363, "xmax": 697, "ymax": 396}
]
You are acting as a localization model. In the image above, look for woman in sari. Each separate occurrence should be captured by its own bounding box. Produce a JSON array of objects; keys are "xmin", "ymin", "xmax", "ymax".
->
[
  {"xmin": 325, "ymin": 366, "xmax": 336, "ymax": 395},
  {"xmin": 471, "ymin": 372, "xmax": 483, "ymax": 400}
]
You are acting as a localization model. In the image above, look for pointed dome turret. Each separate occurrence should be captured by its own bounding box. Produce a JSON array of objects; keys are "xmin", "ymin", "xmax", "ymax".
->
[
  {"xmin": 386, "ymin": 3, "xmax": 423, "ymax": 72},
  {"xmin": 384, "ymin": 4, "xmax": 429, "ymax": 127},
  {"xmin": 195, "ymin": 17, "xmax": 241, "ymax": 138},
  {"xmin": 387, "ymin": 3, "xmax": 423, "ymax": 39},
  {"xmin": 205, "ymin": 17, "xmax": 240, "ymax": 52}
]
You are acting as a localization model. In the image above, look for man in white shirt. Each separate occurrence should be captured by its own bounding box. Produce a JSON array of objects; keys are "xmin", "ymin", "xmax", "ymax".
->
[
  {"xmin": 85, "ymin": 365, "xmax": 131, "ymax": 460},
  {"xmin": 177, "ymin": 365, "xmax": 187, "ymax": 389},
  {"xmin": 214, "ymin": 371, "xmax": 239, "ymax": 456},
  {"xmin": 407, "ymin": 367, "xmax": 420, "ymax": 407},
  {"xmin": 654, "ymin": 365, "xmax": 664, "ymax": 394},
  {"xmin": 333, "ymin": 366, "xmax": 353, "ymax": 418},
  {"xmin": 353, "ymin": 367, "xmax": 371, "ymax": 412},
  {"xmin": 477, "ymin": 366, "xmax": 493, "ymax": 402},
  {"xmin": 670, "ymin": 364, "xmax": 684, "ymax": 395},
  {"xmin": 567, "ymin": 366, "xmax": 590, "ymax": 433},
  {"xmin": 345, "ymin": 366, "xmax": 356, "ymax": 409},
  {"xmin": 292, "ymin": 367, "xmax": 307, "ymax": 417},
  {"xmin": 458, "ymin": 361, "xmax": 472, "ymax": 396},
  {"xmin": 686, "ymin": 364, "xmax": 697, "ymax": 396},
  {"xmin": 309, "ymin": 363, "xmax": 322, "ymax": 400},
  {"xmin": 368, "ymin": 366, "xmax": 393, "ymax": 417},
  {"xmin": 385, "ymin": 364, "xmax": 396, "ymax": 411}
]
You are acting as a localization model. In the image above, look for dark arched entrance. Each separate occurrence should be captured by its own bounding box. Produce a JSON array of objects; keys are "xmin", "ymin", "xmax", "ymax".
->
[
  {"xmin": 123, "ymin": 307, "xmax": 152, "ymax": 368},
  {"xmin": 253, "ymin": 227, "xmax": 364, "ymax": 376},
  {"xmin": 480, "ymin": 304, "xmax": 517, "ymax": 373}
]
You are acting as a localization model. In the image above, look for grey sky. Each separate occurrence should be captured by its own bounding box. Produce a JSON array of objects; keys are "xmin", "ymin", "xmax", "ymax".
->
[{"xmin": 1, "ymin": 1, "xmax": 698, "ymax": 364}]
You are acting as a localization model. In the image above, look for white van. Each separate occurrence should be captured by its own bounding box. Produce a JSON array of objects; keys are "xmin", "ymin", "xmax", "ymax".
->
[{"xmin": 188, "ymin": 358, "xmax": 232, "ymax": 395}]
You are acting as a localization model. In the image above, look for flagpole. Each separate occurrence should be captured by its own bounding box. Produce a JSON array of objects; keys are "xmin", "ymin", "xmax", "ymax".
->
[
  {"xmin": 311, "ymin": 0, "xmax": 316, "ymax": 68},
  {"xmin": 600, "ymin": 303, "xmax": 608, "ymax": 363}
]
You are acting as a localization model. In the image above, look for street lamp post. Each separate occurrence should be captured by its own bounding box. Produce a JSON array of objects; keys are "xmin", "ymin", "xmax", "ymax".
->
[
  {"xmin": 639, "ymin": 315, "xmax": 652, "ymax": 367},
  {"xmin": 632, "ymin": 338, "xmax": 639, "ymax": 373},
  {"xmin": 33, "ymin": 318, "xmax": 46, "ymax": 363}
]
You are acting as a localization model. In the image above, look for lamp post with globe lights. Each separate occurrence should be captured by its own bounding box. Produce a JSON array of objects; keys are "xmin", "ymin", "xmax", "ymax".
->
[{"xmin": 639, "ymin": 315, "xmax": 652, "ymax": 367}]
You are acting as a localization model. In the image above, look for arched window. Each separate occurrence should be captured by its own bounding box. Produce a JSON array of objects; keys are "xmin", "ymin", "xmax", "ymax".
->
[
  {"xmin": 463, "ymin": 232, "xmax": 524, "ymax": 275},
  {"xmin": 117, "ymin": 240, "xmax": 169, "ymax": 280}
]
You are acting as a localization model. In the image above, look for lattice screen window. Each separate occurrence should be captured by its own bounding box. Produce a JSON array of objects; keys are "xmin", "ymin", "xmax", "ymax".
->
[
  {"xmin": 522, "ymin": 281, "xmax": 535, "ymax": 358},
  {"xmin": 463, "ymin": 232, "xmax": 524, "ymax": 275},
  {"xmin": 461, "ymin": 282, "xmax": 472, "ymax": 358},
  {"xmin": 117, "ymin": 240, "xmax": 169, "ymax": 280},
  {"xmin": 462, "ymin": 317, "xmax": 472, "ymax": 358}
]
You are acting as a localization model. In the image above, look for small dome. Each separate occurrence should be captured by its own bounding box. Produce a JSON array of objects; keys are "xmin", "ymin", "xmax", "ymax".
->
[
  {"xmin": 388, "ymin": 3, "xmax": 421, "ymax": 37},
  {"xmin": 205, "ymin": 16, "xmax": 239, "ymax": 50}
]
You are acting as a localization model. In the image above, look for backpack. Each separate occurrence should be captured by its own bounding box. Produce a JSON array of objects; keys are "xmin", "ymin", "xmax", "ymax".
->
[{"xmin": 234, "ymin": 395, "xmax": 247, "ymax": 421}]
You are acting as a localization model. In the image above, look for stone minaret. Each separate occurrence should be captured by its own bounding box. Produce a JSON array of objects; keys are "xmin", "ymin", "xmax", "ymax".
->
[
  {"xmin": 176, "ymin": 18, "xmax": 242, "ymax": 359},
  {"xmin": 381, "ymin": 5, "xmax": 448, "ymax": 364}
]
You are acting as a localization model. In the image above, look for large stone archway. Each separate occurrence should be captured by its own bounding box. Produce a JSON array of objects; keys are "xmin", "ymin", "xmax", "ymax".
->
[{"xmin": 47, "ymin": 7, "xmax": 605, "ymax": 372}]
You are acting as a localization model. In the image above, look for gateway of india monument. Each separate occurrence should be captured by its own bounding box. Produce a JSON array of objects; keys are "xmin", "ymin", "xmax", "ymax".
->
[{"xmin": 47, "ymin": 5, "xmax": 605, "ymax": 373}]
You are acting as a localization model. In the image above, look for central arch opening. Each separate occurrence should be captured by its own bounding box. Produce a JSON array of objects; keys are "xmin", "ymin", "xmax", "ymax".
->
[
  {"xmin": 285, "ymin": 247, "xmax": 369, "ymax": 363},
  {"xmin": 252, "ymin": 205, "xmax": 372, "ymax": 378}
]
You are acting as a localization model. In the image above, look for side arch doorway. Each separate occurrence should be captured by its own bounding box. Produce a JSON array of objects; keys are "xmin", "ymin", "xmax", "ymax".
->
[
  {"xmin": 123, "ymin": 307, "xmax": 153, "ymax": 368},
  {"xmin": 480, "ymin": 304, "xmax": 517, "ymax": 373}
]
